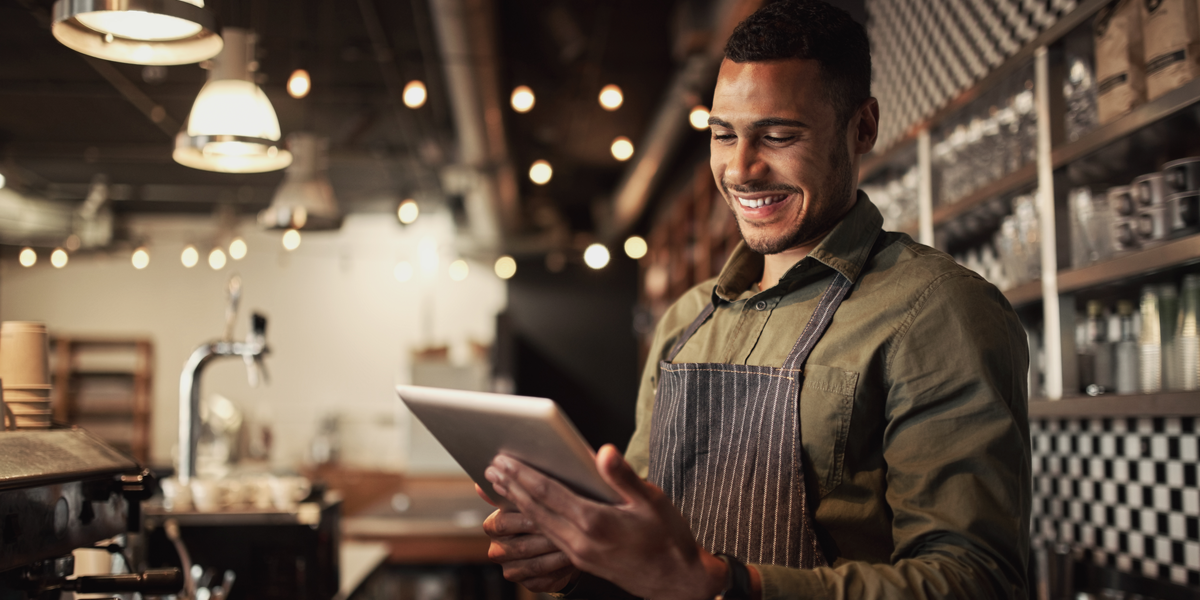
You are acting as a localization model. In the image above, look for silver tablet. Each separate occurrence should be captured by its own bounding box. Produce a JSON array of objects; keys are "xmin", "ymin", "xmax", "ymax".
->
[{"xmin": 395, "ymin": 385, "xmax": 621, "ymax": 510}]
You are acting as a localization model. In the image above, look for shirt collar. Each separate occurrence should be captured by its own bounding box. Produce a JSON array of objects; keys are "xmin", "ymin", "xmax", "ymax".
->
[{"xmin": 712, "ymin": 190, "xmax": 884, "ymax": 303}]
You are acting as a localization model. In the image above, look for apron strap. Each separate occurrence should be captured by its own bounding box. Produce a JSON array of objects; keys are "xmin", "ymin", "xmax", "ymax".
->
[
  {"xmin": 665, "ymin": 302, "xmax": 716, "ymax": 363},
  {"xmin": 781, "ymin": 272, "xmax": 853, "ymax": 371}
]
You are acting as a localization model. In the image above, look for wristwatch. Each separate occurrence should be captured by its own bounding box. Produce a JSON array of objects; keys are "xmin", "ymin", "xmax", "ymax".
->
[{"xmin": 713, "ymin": 554, "xmax": 752, "ymax": 600}]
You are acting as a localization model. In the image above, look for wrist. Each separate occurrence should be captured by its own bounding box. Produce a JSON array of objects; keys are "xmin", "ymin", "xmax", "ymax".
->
[{"xmin": 700, "ymin": 552, "xmax": 729, "ymax": 600}]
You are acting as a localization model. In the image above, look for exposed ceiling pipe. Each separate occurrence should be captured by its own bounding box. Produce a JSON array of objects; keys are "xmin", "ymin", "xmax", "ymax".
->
[
  {"xmin": 603, "ymin": 0, "xmax": 762, "ymax": 242},
  {"xmin": 428, "ymin": 0, "xmax": 516, "ymax": 252}
]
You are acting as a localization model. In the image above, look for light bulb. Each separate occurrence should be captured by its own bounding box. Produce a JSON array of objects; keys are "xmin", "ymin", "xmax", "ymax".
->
[
  {"xmin": 611, "ymin": 136, "xmax": 634, "ymax": 161},
  {"xmin": 282, "ymin": 228, "xmax": 301, "ymax": 251},
  {"xmin": 529, "ymin": 160, "xmax": 553, "ymax": 185},
  {"xmin": 584, "ymin": 243, "xmax": 610, "ymax": 269},
  {"xmin": 398, "ymin": 199, "xmax": 419, "ymax": 224},
  {"xmin": 403, "ymin": 80, "xmax": 427, "ymax": 108},
  {"xmin": 287, "ymin": 69, "xmax": 311, "ymax": 98},
  {"xmin": 624, "ymin": 235, "xmax": 648, "ymax": 259},
  {"xmin": 18, "ymin": 247, "xmax": 36, "ymax": 267},
  {"xmin": 494, "ymin": 255, "xmax": 517, "ymax": 279},
  {"xmin": 449, "ymin": 259, "xmax": 469, "ymax": 281},
  {"xmin": 229, "ymin": 237, "xmax": 247, "ymax": 260},
  {"xmin": 689, "ymin": 105, "xmax": 711, "ymax": 130},
  {"xmin": 131, "ymin": 247, "xmax": 150, "ymax": 270},
  {"xmin": 50, "ymin": 248, "xmax": 68, "ymax": 268},
  {"xmin": 511, "ymin": 85, "xmax": 535, "ymax": 113},
  {"xmin": 181, "ymin": 245, "xmax": 199, "ymax": 268},
  {"xmin": 599, "ymin": 84, "xmax": 623, "ymax": 110},
  {"xmin": 394, "ymin": 261, "xmax": 414, "ymax": 282},
  {"xmin": 208, "ymin": 248, "xmax": 226, "ymax": 270},
  {"xmin": 75, "ymin": 3, "xmax": 204, "ymax": 42}
]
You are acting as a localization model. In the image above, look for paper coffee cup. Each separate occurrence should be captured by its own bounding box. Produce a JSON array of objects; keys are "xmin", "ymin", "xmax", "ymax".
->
[{"xmin": 0, "ymin": 322, "xmax": 49, "ymax": 386}]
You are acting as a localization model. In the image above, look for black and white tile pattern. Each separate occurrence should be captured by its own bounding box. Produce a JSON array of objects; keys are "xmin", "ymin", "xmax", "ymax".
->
[{"xmin": 1031, "ymin": 416, "xmax": 1200, "ymax": 588}]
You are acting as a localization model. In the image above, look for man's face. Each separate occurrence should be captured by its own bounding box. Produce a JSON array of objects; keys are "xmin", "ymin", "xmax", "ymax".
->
[{"xmin": 709, "ymin": 58, "xmax": 857, "ymax": 256}]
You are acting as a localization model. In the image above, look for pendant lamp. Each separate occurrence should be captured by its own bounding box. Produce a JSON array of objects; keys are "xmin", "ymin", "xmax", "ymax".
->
[
  {"xmin": 173, "ymin": 28, "xmax": 292, "ymax": 174},
  {"xmin": 52, "ymin": 0, "xmax": 222, "ymax": 65},
  {"xmin": 258, "ymin": 133, "xmax": 342, "ymax": 230}
]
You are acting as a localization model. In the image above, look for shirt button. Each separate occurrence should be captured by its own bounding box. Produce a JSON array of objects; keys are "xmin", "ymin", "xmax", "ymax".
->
[{"xmin": 755, "ymin": 301, "xmax": 767, "ymax": 311}]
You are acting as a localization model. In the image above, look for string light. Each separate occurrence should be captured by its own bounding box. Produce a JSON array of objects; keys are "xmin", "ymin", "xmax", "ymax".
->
[
  {"xmin": 50, "ymin": 248, "xmax": 68, "ymax": 268},
  {"xmin": 598, "ymin": 84, "xmax": 623, "ymax": 110},
  {"xmin": 624, "ymin": 235, "xmax": 648, "ymax": 259},
  {"xmin": 287, "ymin": 69, "xmax": 311, "ymax": 98},
  {"xmin": 449, "ymin": 259, "xmax": 469, "ymax": 281},
  {"xmin": 611, "ymin": 136, "xmax": 634, "ymax": 161},
  {"xmin": 529, "ymin": 160, "xmax": 552, "ymax": 185},
  {"xmin": 689, "ymin": 105, "xmax": 711, "ymax": 130},
  {"xmin": 584, "ymin": 243, "xmax": 610, "ymax": 269},
  {"xmin": 131, "ymin": 247, "xmax": 150, "ymax": 270},
  {"xmin": 208, "ymin": 247, "xmax": 226, "ymax": 270},
  {"xmin": 229, "ymin": 237, "xmax": 247, "ymax": 260},
  {"xmin": 282, "ymin": 228, "xmax": 301, "ymax": 251},
  {"xmin": 18, "ymin": 247, "xmax": 36, "ymax": 267},
  {"xmin": 398, "ymin": 199, "xmax": 419, "ymax": 224},
  {"xmin": 403, "ymin": 80, "xmax": 427, "ymax": 108},
  {"xmin": 494, "ymin": 255, "xmax": 517, "ymax": 279},
  {"xmin": 181, "ymin": 245, "xmax": 199, "ymax": 268},
  {"xmin": 511, "ymin": 86, "xmax": 535, "ymax": 113}
]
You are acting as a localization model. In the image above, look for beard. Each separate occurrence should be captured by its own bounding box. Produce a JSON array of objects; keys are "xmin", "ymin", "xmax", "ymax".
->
[{"xmin": 724, "ymin": 135, "xmax": 855, "ymax": 256}]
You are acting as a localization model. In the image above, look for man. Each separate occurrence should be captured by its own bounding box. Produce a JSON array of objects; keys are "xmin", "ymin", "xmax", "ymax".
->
[{"xmin": 481, "ymin": 1, "xmax": 1032, "ymax": 598}]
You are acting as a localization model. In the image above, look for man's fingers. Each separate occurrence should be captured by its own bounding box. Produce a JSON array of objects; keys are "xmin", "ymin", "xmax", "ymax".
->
[
  {"xmin": 497, "ymin": 551, "xmax": 574, "ymax": 582},
  {"xmin": 475, "ymin": 484, "xmax": 499, "ymax": 507},
  {"xmin": 596, "ymin": 444, "xmax": 650, "ymax": 503},
  {"xmin": 482, "ymin": 509, "xmax": 538, "ymax": 537},
  {"xmin": 487, "ymin": 533, "xmax": 561, "ymax": 562},
  {"xmin": 488, "ymin": 458, "xmax": 589, "ymax": 549}
]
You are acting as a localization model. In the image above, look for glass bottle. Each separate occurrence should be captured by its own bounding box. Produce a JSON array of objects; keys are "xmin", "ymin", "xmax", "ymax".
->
[
  {"xmin": 1140, "ymin": 286, "xmax": 1163, "ymax": 393},
  {"xmin": 1115, "ymin": 300, "xmax": 1140, "ymax": 394},
  {"xmin": 1083, "ymin": 300, "xmax": 1113, "ymax": 395},
  {"xmin": 1161, "ymin": 283, "xmax": 1180, "ymax": 390},
  {"xmin": 1179, "ymin": 275, "xmax": 1200, "ymax": 391}
]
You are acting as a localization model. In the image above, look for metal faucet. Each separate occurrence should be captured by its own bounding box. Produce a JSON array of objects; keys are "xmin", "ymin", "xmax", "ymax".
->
[{"xmin": 177, "ymin": 276, "xmax": 269, "ymax": 485}]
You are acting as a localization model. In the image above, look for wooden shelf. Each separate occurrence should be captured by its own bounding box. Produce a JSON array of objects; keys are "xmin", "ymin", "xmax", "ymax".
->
[
  {"xmin": 1057, "ymin": 234, "xmax": 1200, "ymax": 295},
  {"xmin": 1030, "ymin": 391, "xmax": 1200, "ymax": 418},
  {"xmin": 1052, "ymin": 76, "xmax": 1200, "ymax": 170},
  {"xmin": 51, "ymin": 337, "xmax": 153, "ymax": 463},
  {"xmin": 1003, "ymin": 279, "xmax": 1042, "ymax": 307},
  {"xmin": 933, "ymin": 162, "xmax": 1037, "ymax": 227}
]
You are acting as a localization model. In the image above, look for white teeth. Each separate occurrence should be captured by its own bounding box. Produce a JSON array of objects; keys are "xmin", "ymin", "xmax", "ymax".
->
[{"xmin": 737, "ymin": 195, "xmax": 785, "ymax": 208}]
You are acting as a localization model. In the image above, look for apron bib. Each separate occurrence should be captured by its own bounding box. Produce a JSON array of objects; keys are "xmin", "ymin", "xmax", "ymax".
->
[{"xmin": 647, "ymin": 271, "xmax": 855, "ymax": 569}]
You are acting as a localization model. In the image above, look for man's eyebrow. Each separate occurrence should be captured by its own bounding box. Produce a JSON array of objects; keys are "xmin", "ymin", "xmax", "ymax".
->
[{"xmin": 705, "ymin": 116, "xmax": 810, "ymax": 129}]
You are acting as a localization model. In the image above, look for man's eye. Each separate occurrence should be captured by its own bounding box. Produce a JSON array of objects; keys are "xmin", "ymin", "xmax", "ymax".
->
[
  {"xmin": 712, "ymin": 133, "xmax": 736, "ymax": 141},
  {"xmin": 765, "ymin": 135, "xmax": 795, "ymax": 143}
]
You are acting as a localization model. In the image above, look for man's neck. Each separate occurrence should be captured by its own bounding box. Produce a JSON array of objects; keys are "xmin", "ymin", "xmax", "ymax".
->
[{"xmin": 757, "ymin": 195, "xmax": 857, "ymax": 291}]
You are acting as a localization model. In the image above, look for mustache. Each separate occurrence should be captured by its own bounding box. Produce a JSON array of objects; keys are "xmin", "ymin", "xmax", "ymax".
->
[{"xmin": 721, "ymin": 180, "xmax": 801, "ymax": 195}]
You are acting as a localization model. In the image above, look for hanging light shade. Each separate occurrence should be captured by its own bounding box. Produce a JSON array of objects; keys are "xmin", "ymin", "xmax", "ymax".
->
[
  {"xmin": 258, "ymin": 132, "xmax": 342, "ymax": 230},
  {"xmin": 173, "ymin": 28, "xmax": 292, "ymax": 173},
  {"xmin": 51, "ymin": 0, "xmax": 223, "ymax": 66}
]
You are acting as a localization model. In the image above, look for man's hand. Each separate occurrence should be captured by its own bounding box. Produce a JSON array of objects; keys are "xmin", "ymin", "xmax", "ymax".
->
[
  {"xmin": 485, "ymin": 444, "xmax": 728, "ymax": 600},
  {"xmin": 476, "ymin": 484, "xmax": 579, "ymax": 593}
]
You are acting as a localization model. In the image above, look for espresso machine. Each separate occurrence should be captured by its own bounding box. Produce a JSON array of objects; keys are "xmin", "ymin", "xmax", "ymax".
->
[{"xmin": 0, "ymin": 427, "xmax": 182, "ymax": 599}]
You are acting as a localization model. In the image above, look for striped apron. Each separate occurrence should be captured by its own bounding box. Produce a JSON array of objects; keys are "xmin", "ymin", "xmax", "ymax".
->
[{"xmin": 647, "ymin": 271, "xmax": 855, "ymax": 569}]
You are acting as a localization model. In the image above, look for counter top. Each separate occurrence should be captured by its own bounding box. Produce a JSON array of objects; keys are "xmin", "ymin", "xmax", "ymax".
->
[{"xmin": 1029, "ymin": 391, "xmax": 1200, "ymax": 418}]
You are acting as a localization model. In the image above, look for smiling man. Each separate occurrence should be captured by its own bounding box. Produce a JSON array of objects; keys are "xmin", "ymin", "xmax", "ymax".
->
[{"xmin": 480, "ymin": 2, "xmax": 1032, "ymax": 599}]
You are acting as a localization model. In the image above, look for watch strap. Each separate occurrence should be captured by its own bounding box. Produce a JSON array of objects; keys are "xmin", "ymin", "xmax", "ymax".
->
[{"xmin": 714, "ymin": 554, "xmax": 752, "ymax": 600}]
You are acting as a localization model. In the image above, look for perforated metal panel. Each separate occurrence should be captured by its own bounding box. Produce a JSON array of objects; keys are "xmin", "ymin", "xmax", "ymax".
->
[{"xmin": 867, "ymin": 0, "xmax": 1079, "ymax": 150}]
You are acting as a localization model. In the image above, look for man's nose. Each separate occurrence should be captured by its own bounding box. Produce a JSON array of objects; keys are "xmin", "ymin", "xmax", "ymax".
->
[{"xmin": 725, "ymin": 140, "xmax": 767, "ymax": 184}]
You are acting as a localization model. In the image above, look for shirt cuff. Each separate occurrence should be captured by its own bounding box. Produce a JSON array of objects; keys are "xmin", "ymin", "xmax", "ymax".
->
[{"xmin": 754, "ymin": 563, "xmax": 832, "ymax": 600}]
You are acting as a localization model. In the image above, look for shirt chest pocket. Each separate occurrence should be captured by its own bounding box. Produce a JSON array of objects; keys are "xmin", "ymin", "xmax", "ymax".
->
[{"xmin": 799, "ymin": 363, "xmax": 858, "ymax": 497}]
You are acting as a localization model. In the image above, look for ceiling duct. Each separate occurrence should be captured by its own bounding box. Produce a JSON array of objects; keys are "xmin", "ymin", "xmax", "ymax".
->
[
  {"xmin": 259, "ymin": 133, "xmax": 343, "ymax": 231},
  {"xmin": 428, "ymin": 0, "xmax": 515, "ymax": 251},
  {"xmin": 603, "ymin": 0, "xmax": 762, "ymax": 241}
]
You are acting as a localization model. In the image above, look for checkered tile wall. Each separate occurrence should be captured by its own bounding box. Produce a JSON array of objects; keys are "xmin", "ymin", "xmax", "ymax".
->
[
  {"xmin": 1031, "ymin": 417, "xmax": 1200, "ymax": 588},
  {"xmin": 866, "ymin": 0, "xmax": 1079, "ymax": 151}
]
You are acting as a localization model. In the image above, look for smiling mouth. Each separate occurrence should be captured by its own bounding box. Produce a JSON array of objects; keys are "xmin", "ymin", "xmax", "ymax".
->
[{"xmin": 736, "ymin": 194, "xmax": 788, "ymax": 209}]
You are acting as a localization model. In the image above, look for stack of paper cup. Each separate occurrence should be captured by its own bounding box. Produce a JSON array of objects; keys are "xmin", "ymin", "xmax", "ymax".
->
[{"xmin": 0, "ymin": 322, "xmax": 52, "ymax": 429}]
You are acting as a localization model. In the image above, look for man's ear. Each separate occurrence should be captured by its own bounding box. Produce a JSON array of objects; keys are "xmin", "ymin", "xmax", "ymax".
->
[{"xmin": 852, "ymin": 98, "xmax": 879, "ymax": 156}]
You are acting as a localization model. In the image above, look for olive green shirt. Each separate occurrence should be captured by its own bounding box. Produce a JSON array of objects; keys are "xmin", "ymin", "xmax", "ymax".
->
[{"xmin": 623, "ymin": 194, "xmax": 1031, "ymax": 599}]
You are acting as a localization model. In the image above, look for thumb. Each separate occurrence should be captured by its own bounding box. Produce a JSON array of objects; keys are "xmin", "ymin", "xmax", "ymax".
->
[{"xmin": 595, "ymin": 444, "xmax": 648, "ymax": 504}]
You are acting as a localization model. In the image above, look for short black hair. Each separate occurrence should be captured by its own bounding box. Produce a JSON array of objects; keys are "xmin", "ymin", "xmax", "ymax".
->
[{"xmin": 724, "ymin": 0, "xmax": 871, "ymax": 125}]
